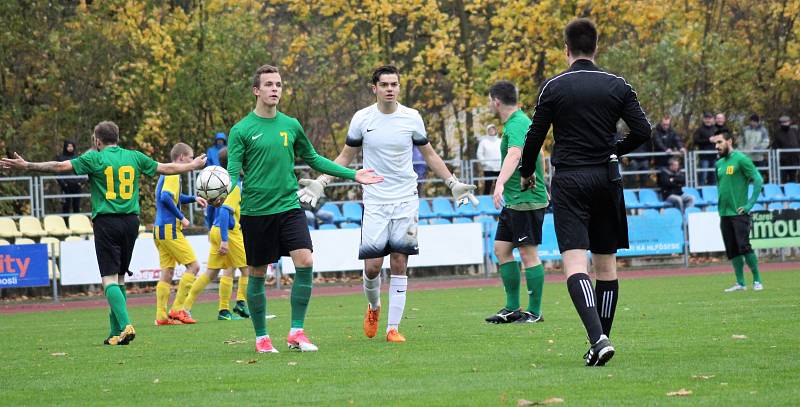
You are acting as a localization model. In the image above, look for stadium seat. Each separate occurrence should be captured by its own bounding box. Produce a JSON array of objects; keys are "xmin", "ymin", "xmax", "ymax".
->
[
  {"xmin": 63, "ymin": 236, "xmax": 83, "ymax": 242},
  {"xmin": 0, "ymin": 218, "xmax": 22, "ymax": 239},
  {"xmin": 783, "ymin": 183, "xmax": 800, "ymax": 200},
  {"xmin": 623, "ymin": 190, "xmax": 645, "ymax": 209},
  {"xmin": 638, "ymin": 189, "xmax": 667, "ymax": 208},
  {"xmin": 342, "ymin": 202, "xmax": 363, "ymax": 223},
  {"xmin": 685, "ymin": 207, "xmax": 702, "ymax": 215},
  {"xmin": 789, "ymin": 202, "xmax": 800, "ymax": 209},
  {"xmin": 454, "ymin": 200, "xmax": 480, "ymax": 217},
  {"xmin": 19, "ymin": 216, "xmax": 48, "ymax": 238},
  {"xmin": 640, "ymin": 209, "xmax": 659, "ymax": 217},
  {"xmin": 15, "ymin": 237, "xmax": 36, "ymax": 245},
  {"xmin": 40, "ymin": 236, "xmax": 60, "ymax": 258},
  {"xmin": 452, "ymin": 217, "xmax": 472, "ymax": 224},
  {"xmin": 705, "ymin": 205, "xmax": 718, "ymax": 212},
  {"xmin": 418, "ymin": 200, "xmax": 436, "ymax": 219},
  {"xmin": 700, "ymin": 186, "xmax": 719, "ymax": 205},
  {"xmin": 683, "ymin": 187, "xmax": 707, "ymax": 206},
  {"xmin": 417, "ymin": 218, "xmax": 428, "ymax": 225},
  {"xmin": 318, "ymin": 224, "xmax": 337, "ymax": 230},
  {"xmin": 0, "ymin": 239, "xmax": 9, "ymax": 245},
  {"xmin": 475, "ymin": 215, "xmax": 497, "ymax": 236},
  {"xmin": 751, "ymin": 203, "xmax": 765, "ymax": 211},
  {"xmin": 477, "ymin": 195, "xmax": 501, "ymax": 216},
  {"xmin": 767, "ymin": 202, "xmax": 784, "ymax": 211},
  {"xmin": 429, "ymin": 218, "xmax": 451, "ymax": 225},
  {"xmin": 43, "ymin": 215, "xmax": 71, "ymax": 237},
  {"xmin": 431, "ymin": 197, "xmax": 455, "ymax": 218},
  {"xmin": 339, "ymin": 222, "xmax": 360, "ymax": 229},
  {"xmin": 68, "ymin": 214, "xmax": 94, "ymax": 236},
  {"xmin": 319, "ymin": 203, "xmax": 345, "ymax": 224},
  {"xmin": 663, "ymin": 207, "xmax": 682, "ymax": 218},
  {"xmin": 762, "ymin": 184, "xmax": 786, "ymax": 202},
  {"xmin": 749, "ymin": 185, "xmax": 768, "ymax": 203}
]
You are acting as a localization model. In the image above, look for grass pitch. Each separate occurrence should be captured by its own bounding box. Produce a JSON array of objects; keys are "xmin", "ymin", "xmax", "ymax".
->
[{"xmin": 1, "ymin": 271, "xmax": 799, "ymax": 406}]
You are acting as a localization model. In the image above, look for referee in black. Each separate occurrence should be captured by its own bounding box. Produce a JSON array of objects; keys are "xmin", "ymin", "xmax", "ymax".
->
[{"xmin": 519, "ymin": 18, "xmax": 651, "ymax": 366}]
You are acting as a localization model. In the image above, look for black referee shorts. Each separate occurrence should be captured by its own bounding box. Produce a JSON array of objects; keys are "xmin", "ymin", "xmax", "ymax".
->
[
  {"xmin": 720, "ymin": 215, "xmax": 753, "ymax": 259},
  {"xmin": 241, "ymin": 208, "xmax": 313, "ymax": 267},
  {"xmin": 92, "ymin": 214, "xmax": 140, "ymax": 277},
  {"xmin": 495, "ymin": 207, "xmax": 545, "ymax": 247},
  {"xmin": 551, "ymin": 165, "xmax": 628, "ymax": 254}
]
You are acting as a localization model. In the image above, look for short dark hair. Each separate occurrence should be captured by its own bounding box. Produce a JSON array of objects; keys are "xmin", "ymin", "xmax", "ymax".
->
[
  {"xmin": 372, "ymin": 65, "xmax": 400, "ymax": 85},
  {"xmin": 93, "ymin": 121, "xmax": 119, "ymax": 144},
  {"xmin": 564, "ymin": 18, "xmax": 597, "ymax": 57},
  {"xmin": 489, "ymin": 81, "xmax": 518, "ymax": 106},
  {"xmin": 750, "ymin": 114, "xmax": 760, "ymax": 122},
  {"xmin": 252, "ymin": 64, "xmax": 279, "ymax": 88},
  {"xmin": 218, "ymin": 147, "xmax": 228, "ymax": 168},
  {"xmin": 714, "ymin": 128, "xmax": 733, "ymax": 140},
  {"xmin": 702, "ymin": 111, "xmax": 714, "ymax": 118}
]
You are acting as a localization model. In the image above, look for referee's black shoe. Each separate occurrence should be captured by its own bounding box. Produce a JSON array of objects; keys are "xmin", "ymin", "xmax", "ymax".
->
[
  {"xmin": 515, "ymin": 311, "xmax": 544, "ymax": 323},
  {"xmin": 584, "ymin": 335, "xmax": 615, "ymax": 366},
  {"xmin": 485, "ymin": 308, "xmax": 522, "ymax": 324}
]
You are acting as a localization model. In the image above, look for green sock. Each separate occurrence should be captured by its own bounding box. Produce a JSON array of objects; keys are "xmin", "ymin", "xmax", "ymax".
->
[
  {"xmin": 247, "ymin": 276, "xmax": 267, "ymax": 336},
  {"xmin": 291, "ymin": 267, "xmax": 313, "ymax": 329},
  {"xmin": 108, "ymin": 284, "xmax": 125, "ymax": 337},
  {"xmin": 732, "ymin": 255, "xmax": 746, "ymax": 286},
  {"xmin": 744, "ymin": 252, "xmax": 761, "ymax": 283},
  {"xmin": 524, "ymin": 264, "xmax": 545, "ymax": 315},
  {"xmin": 104, "ymin": 284, "xmax": 130, "ymax": 328},
  {"xmin": 498, "ymin": 262, "xmax": 521, "ymax": 310}
]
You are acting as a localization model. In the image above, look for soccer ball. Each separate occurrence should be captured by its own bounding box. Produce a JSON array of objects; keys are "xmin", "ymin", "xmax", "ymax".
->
[{"xmin": 195, "ymin": 165, "xmax": 230, "ymax": 201}]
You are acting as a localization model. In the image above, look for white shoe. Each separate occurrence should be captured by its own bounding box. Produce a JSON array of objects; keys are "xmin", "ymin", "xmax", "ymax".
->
[
  {"xmin": 724, "ymin": 284, "xmax": 746, "ymax": 292},
  {"xmin": 287, "ymin": 329, "xmax": 318, "ymax": 352},
  {"xmin": 753, "ymin": 282, "xmax": 763, "ymax": 291}
]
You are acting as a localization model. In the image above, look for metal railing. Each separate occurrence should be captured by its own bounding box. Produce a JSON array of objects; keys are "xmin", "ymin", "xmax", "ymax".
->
[{"xmin": 0, "ymin": 176, "xmax": 36, "ymax": 219}]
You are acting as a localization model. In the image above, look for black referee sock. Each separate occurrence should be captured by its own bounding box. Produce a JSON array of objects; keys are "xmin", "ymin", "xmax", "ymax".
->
[
  {"xmin": 595, "ymin": 279, "xmax": 619, "ymax": 338},
  {"xmin": 566, "ymin": 273, "xmax": 604, "ymax": 344}
]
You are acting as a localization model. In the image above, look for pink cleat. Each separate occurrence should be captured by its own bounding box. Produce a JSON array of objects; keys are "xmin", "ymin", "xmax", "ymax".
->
[
  {"xmin": 255, "ymin": 336, "xmax": 278, "ymax": 353},
  {"xmin": 286, "ymin": 329, "xmax": 318, "ymax": 352}
]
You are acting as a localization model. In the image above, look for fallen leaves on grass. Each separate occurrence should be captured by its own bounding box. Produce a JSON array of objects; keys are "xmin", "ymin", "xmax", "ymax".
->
[
  {"xmin": 223, "ymin": 339, "xmax": 246, "ymax": 345},
  {"xmin": 247, "ymin": 359, "xmax": 257, "ymax": 364},
  {"xmin": 287, "ymin": 362, "xmax": 297, "ymax": 366},
  {"xmin": 692, "ymin": 375, "xmax": 715, "ymax": 380},
  {"xmin": 732, "ymin": 334, "xmax": 748, "ymax": 340},
  {"xmin": 50, "ymin": 352, "xmax": 67, "ymax": 357},
  {"xmin": 518, "ymin": 397, "xmax": 564, "ymax": 405},
  {"xmin": 153, "ymin": 379, "xmax": 160, "ymax": 384},
  {"xmin": 666, "ymin": 389, "xmax": 692, "ymax": 397}
]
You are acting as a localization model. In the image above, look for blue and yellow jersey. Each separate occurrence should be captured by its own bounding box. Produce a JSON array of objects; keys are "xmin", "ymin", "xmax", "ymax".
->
[
  {"xmin": 212, "ymin": 182, "xmax": 242, "ymax": 242},
  {"xmin": 154, "ymin": 174, "xmax": 195, "ymax": 240}
]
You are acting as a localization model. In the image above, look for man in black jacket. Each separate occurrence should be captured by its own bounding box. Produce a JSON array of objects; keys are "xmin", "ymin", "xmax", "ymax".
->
[
  {"xmin": 519, "ymin": 18, "xmax": 651, "ymax": 367},
  {"xmin": 773, "ymin": 115, "xmax": 800, "ymax": 183},
  {"xmin": 653, "ymin": 115, "xmax": 685, "ymax": 168},
  {"xmin": 693, "ymin": 112, "xmax": 717, "ymax": 185},
  {"xmin": 658, "ymin": 158, "xmax": 694, "ymax": 212},
  {"xmin": 55, "ymin": 140, "xmax": 82, "ymax": 213}
]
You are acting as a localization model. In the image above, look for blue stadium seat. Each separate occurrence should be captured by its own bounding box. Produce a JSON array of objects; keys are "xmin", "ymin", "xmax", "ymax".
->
[
  {"xmin": 477, "ymin": 195, "xmax": 501, "ymax": 216},
  {"xmin": 685, "ymin": 207, "xmax": 702, "ymax": 215},
  {"xmin": 623, "ymin": 190, "xmax": 645, "ymax": 209},
  {"xmin": 700, "ymin": 186, "xmax": 719, "ymax": 205},
  {"xmin": 431, "ymin": 197, "xmax": 455, "ymax": 218},
  {"xmin": 762, "ymin": 184, "xmax": 787, "ymax": 202},
  {"xmin": 417, "ymin": 218, "xmax": 428, "ymax": 225},
  {"xmin": 320, "ymin": 203, "xmax": 345, "ymax": 223},
  {"xmin": 452, "ymin": 217, "xmax": 472, "ymax": 224},
  {"xmin": 418, "ymin": 200, "xmax": 436, "ymax": 219},
  {"xmin": 475, "ymin": 215, "xmax": 497, "ymax": 236},
  {"xmin": 638, "ymin": 189, "xmax": 667, "ymax": 208},
  {"xmin": 318, "ymin": 224, "xmax": 337, "ymax": 230},
  {"xmin": 751, "ymin": 203, "xmax": 765, "ymax": 211},
  {"xmin": 767, "ymin": 202, "xmax": 784, "ymax": 211},
  {"xmin": 641, "ymin": 209, "xmax": 659, "ymax": 217},
  {"xmin": 784, "ymin": 183, "xmax": 800, "ymax": 200},
  {"xmin": 429, "ymin": 218, "xmax": 451, "ymax": 225},
  {"xmin": 789, "ymin": 202, "xmax": 800, "ymax": 209},
  {"xmin": 705, "ymin": 205, "xmax": 718, "ymax": 212},
  {"xmin": 749, "ymin": 185, "xmax": 768, "ymax": 203},
  {"xmin": 663, "ymin": 207, "xmax": 682, "ymax": 218},
  {"xmin": 454, "ymin": 200, "xmax": 480, "ymax": 217},
  {"xmin": 683, "ymin": 187, "xmax": 707, "ymax": 206},
  {"xmin": 339, "ymin": 222, "xmax": 360, "ymax": 229},
  {"xmin": 342, "ymin": 202, "xmax": 363, "ymax": 223}
]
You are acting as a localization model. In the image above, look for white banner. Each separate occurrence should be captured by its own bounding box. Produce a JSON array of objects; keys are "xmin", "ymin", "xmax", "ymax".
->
[
  {"xmin": 281, "ymin": 223, "xmax": 484, "ymax": 274},
  {"xmin": 687, "ymin": 212, "xmax": 725, "ymax": 253}
]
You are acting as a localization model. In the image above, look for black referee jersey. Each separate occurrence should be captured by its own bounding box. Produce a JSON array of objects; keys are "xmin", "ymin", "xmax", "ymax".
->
[{"xmin": 519, "ymin": 59, "xmax": 651, "ymax": 175}]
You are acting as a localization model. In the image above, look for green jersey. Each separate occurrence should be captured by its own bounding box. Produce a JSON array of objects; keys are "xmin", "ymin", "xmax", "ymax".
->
[
  {"xmin": 227, "ymin": 111, "xmax": 357, "ymax": 216},
  {"xmin": 501, "ymin": 109, "xmax": 548, "ymax": 209},
  {"xmin": 715, "ymin": 150, "xmax": 763, "ymax": 217},
  {"xmin": 70, "ymin": 146, "xmax": 158, "ymax": 218}
]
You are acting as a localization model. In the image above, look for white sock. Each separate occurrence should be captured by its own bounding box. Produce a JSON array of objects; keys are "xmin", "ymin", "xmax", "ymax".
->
[
  {"xmin": 289, "ymin": 328, "xmax": 303, "ymax": 335},
  {"xmin": 387, "ymin": 275, "xmax": 408, "ymax": 332},
  {"xmin": 256, "ymin": 335, "xmax": 270, "ymax": 340},
  {"xmin": 363, "ymin": 272, "xmax": 381, "ymax": 310}
]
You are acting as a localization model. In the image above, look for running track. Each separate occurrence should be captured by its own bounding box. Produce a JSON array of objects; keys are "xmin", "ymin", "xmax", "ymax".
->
[{"xmin": 2, "ymin": 262, "xmax": 798, "ymax": 314}]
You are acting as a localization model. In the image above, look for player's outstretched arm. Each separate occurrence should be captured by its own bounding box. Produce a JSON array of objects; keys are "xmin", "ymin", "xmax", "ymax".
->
[
  {"xmin": 157, "ymin": 154, "xmax": 207, "ymax": 175},
  {"xmin": 297, "ymin": 145, "xmax": 360, "ymax": 208},
  {"xmin": 0, "ymin": 152, "xmax": 74, "ymax": 173},
  {"xmin": 418, "ymin": 143, "xmax": 478, "ymax": 207}
]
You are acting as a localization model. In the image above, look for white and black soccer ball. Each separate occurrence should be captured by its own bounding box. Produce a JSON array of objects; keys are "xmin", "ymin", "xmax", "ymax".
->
[{"xmin": 195, "ymin": 165, "xmax": 230, "ymax": 201}]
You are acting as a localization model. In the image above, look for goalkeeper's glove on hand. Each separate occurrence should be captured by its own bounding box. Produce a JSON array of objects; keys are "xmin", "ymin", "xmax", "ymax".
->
[{"xmin": 445, "ymin": 175, "xmax": 479, "ymax": 207}]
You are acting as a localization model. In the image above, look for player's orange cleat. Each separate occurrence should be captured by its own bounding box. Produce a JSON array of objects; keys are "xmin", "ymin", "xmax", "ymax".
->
[
  {"xmin": 363, "ymin": 305, "xmax": 380, "ymax": 338},
  {"xmin": 386, "ymin": 328, "xmax": 406, "ymax": 343},
  {"xmin": 155, "ymin": 318, "xmax": 183, "ymax": 326},
  {"xmin": 168, "ymin": 309, "xmax": 196, "ymax": 324}
]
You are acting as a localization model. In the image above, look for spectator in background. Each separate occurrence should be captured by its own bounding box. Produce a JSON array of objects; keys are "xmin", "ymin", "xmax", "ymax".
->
[
  {"xmin": 740, "ymin": 114, "xmax": 770, "ymax": 170},
  {"xmin": 652, "ymin": 115, "xmax": 686, "ymax": 168},
  {"xmin": 412, "ymin": 145, "xmax": 427, "ymax": 195},
  {"xmin": 693, "ymin": 112, "xmax": 717, "ymax": 185},
  {"xmin": 476, "ymin": 124, "xmax": 502, "ymax": 194},
  {"xmin": 55, "ymin": 140, "xmax": 82, "ymax": 213},
  {"xmin": 773, "ymin": 115, "xmax": 800, "ymax": 183},
  {"xmin": 715, "ymin": 112, "xmax": 729, "ymax": 133},
  {"xmin": 206, "ymin": 132, "xmax": 227, "ymax": 167},
  {"xmin": 658, "ymin": 157, "xmax": 694, "ymax": 212},
  {"xmin": 621, "ymin": 122, "xmax": 652, "ymax": 188}
]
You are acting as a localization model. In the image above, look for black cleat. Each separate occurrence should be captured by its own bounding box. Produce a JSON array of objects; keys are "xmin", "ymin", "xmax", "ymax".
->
[
  {"xmin": 584, "ymin": 335, "xmax": 615, "ymax": 366},
  {"xmin": 485, "ymin": 308, "xmax": 522, "ymax": 324},
  {"xmin": 515, "ymin": 311, "xmax": 544, "ymax": 323}
]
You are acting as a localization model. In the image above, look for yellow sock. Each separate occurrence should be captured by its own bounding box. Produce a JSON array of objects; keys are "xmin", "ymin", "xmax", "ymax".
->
[
  {"xmin": 171, "ymin": 273, "xmax": 196, "ymax": 312},
  {"xmin": 184, "ymin": 274, "xmax": 211, "ymax": 311},
  {"xmin": 219, "ymin": 276, "xmax": 233, "ymax": 311},
  {"xmin": 156, "ymin": 281, "xmax": 171, "ymax": 321},
  {"xmin": 236, "ymin": 275, "xmax": 248, "ymax": 302}
]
